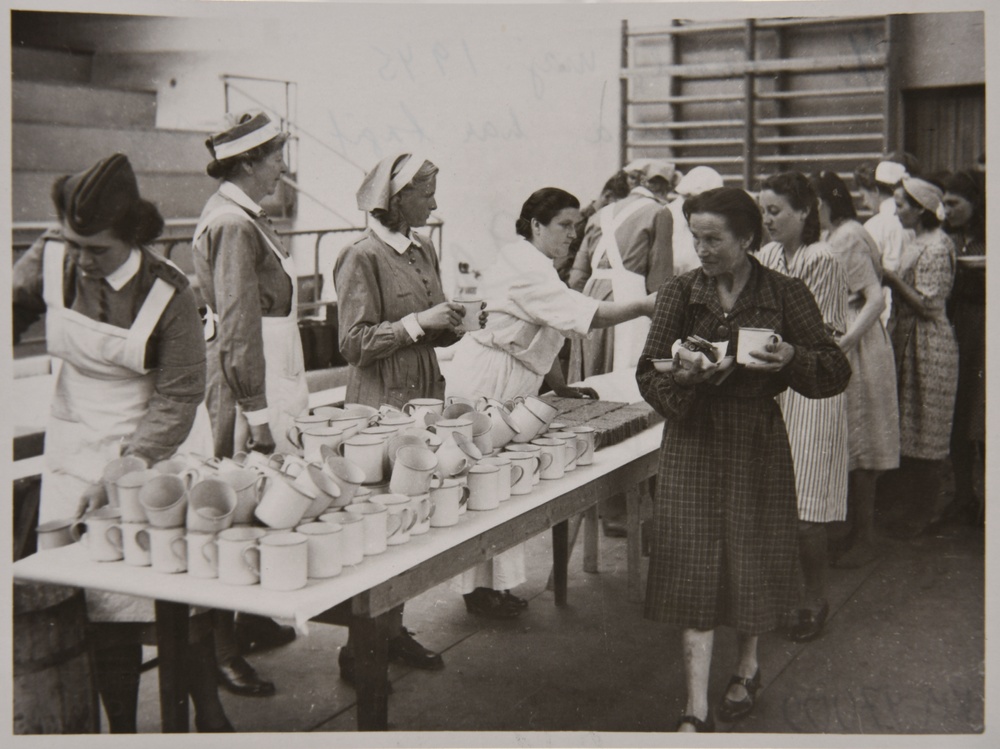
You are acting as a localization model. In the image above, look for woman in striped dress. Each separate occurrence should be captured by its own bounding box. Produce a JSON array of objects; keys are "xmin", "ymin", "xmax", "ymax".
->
[{"xmin": 758, "ymin": 172, "xmax": 850, "ymax": 643}]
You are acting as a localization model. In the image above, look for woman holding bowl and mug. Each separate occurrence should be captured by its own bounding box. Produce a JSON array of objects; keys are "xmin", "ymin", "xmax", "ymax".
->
[
  {"xmin": 192, "ymin": 111, "xmax": 302, "ymax": 699},
  {"xmin": 637, "ymin": 187, "xmax": 850, "ymax": 731},
  {"xmin": 332, "ymin": 152, "xmax": 468, "ymax": 681},
  {"xmin": 758, "ymin": 172, "xmax": 850, "ymax": 644},
  {"xmin": 447, "ymin": 187, "xmax": 656, "ymax": 618},
  {"xmin": 12, "ymin": 154, "xmax": 230, "ymax": 732}
]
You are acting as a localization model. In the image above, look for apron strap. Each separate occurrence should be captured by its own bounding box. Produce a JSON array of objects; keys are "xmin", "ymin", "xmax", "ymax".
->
[
  {"xmin": 122, "ymin": 277, "xmax": 177, "ymax": 371},
  {"xmin": 42, "ymin": 240, "xmax": 67, "ymax": 310},
  {"xmin": 590, "ymin": 197, "xmax": 652, "ymax": 274}
]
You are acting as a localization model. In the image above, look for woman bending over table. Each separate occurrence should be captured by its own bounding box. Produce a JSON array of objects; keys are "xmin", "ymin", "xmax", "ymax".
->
[
  {"xmin": 12, "ymin": 154, "xmax": 230, "ymax": 732},
  {"xmin": 448, "ymin": 187, "xmax": 656, "ymax": 618},
  {"xmin": 636, "ymin": 187, "xmax": 849, "ymax": 732}
]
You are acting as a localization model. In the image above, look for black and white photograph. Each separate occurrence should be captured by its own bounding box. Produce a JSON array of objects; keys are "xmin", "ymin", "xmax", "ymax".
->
[{"xmin": 4, "ymin": 0, "xmax": 994, "ymax": 744}]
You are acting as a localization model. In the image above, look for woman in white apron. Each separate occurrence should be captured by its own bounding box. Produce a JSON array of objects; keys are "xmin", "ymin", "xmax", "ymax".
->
[
  {"xmin": 448, "ymin": 187, "xmax": 656, "ymax": 618},
  {"xmin": 191, "ymin": 112, "xmax": 305, "ymax": 698},
  {"xmin": 12, "ymin": 154, "xmax": 230, "ymax": 732}
]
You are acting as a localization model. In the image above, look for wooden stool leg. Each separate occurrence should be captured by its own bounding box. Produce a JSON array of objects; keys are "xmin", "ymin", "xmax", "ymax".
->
[
  {"xmin": 583, "ymin": 503, "xmax": 599, "ymax": 573},
  {"xmin": 154, "ymin": 600, "xmax": 190, "ymax": 733},
  {"xmin": 552, "ymin": 520, "xmax": 569, "ymax": 605},
  {"xmin": 626, "ymin": 485, "xmax": 644, "ymax": 602},
  {"xmin": 546, "ymin": 512, "xmax": 585, "ymax": 590},
  {"xmin": 352, "ymin": 610, "xmax": 391, "ymax": 731}
]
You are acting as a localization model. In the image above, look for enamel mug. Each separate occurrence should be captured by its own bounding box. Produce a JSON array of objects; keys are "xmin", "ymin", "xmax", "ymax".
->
[
  {"xmin": 370, "ymin": 494, "xmax": 416, "ymax": 546},
  {"xmin": 429, "ymin": 479, "xmax": 470, "ymax": 527},
  {"xmin": 504, "ymin": 451, "xmax": 539, "ymax": 496},
  {"xmin": 296, "ymin": 521, "xmax": 343, "ymax": 579},
  {"xmin": 321, "ymin": 511, "xmax": 364, "ymax": 566},
  {"xmin": 70, "ymin": 507, "xmax": 123, "ymax": 562},
  {"xmin": 466, "ymin": 463, "xmax": 501, "ymax": 511},
  {"xmin": 244, "ymin": 531, "xmax": 308, "ymax": 591}
]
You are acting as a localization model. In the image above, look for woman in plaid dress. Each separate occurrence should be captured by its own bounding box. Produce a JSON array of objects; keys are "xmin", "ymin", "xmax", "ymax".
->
[{"xmin": 637, "ymin": 188, "xmax": 850, "ymax": 732}]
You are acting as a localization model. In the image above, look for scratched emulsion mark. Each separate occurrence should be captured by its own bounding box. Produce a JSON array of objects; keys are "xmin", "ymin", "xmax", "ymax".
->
[
  {"xmin": 781, "ymin": 682, "xmax": 983, "ymax": 733},
  {"xmin": 527, "ymin": 49, "xmax": 597, "ymax": 99},
  {"xmin": 370, "ymin": 38, "xmax": 479, "ymax": 82},
  {"xmin": 464, "ymin": 106, "xmax": 526, "ymax": 143},
  {"xmin": 326, "ymin": 102, "xmax": 434, "ymax": 162}
]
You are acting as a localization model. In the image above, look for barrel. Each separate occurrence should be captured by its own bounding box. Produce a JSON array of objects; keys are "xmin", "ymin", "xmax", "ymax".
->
[{"xmin": 13, "ymin": 584, "xmax": 99, "ymax": 734}]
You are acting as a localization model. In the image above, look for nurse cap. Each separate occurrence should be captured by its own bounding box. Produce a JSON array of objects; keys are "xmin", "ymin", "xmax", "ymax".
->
[
  {"xmin": 643, "ymin": 160, "xmax": 679, "ymax": 186},
  {"xmin": 624, "ymin": 158, "xmax": 651, "ymax": 174},
  {"xmin": 206, "ymin": 112, "xmax": 287, "ymax": 162},
  {"xmin": 356, "ymin": 152, "xmax": 431, "ymax": 212},
  {"xmin": 874, "ymin": 160, "xmax": 908, "ymax": 187},
  {"xmin": 52, "ymin": 153, "xmax": 140, "ymax": 237},
  {"xmin": 676, "ymin": 166, "xmax": 724, "ymax": 197}
]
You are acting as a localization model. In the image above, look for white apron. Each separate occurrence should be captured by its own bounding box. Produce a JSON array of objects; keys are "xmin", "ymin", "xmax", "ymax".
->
[
  {"xmin": 195, "ymin": 206, "xmax": 309, "ymax": 456},
  {"xmin": 583, "ymin": 198, "xmax": 653, "ymax": 370},
  {"xmin": 40, "ymin": 240, "xmax": 211, "ymax": 621}
]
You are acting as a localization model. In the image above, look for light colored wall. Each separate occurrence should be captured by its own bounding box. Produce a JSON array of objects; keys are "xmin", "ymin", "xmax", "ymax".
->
[{"xmin": 898, "ymin": 12, "xmax": 985, "ymax": 89}]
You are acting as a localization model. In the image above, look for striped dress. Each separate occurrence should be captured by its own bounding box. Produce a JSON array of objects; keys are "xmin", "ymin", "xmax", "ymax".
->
[{"xmin": 758, "ymin": 241, "xmax": 850, "ymax": 523}]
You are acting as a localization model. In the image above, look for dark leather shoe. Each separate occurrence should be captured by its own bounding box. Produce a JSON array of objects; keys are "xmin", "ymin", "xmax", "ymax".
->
[
  {"xmin": 388, "ymin": 629, "xmax": 444, "ymax": 670},
  {"xmin": 216, "ymin": 655, "xmax": 276, "ymax": 697},
  {"xmin": 677, "ymin": 713, "xmax": 715, "ymax": 732},
  {"xmin": 464, "ymin": 588, "xmax": 522, "ymax": 620},
  {"xmin": 235, "ymin": 614, "xmax": 297, "ymax": 655},
  {"xmin": 503, "ymin": 591, "xmax": 528, "ymax": 610},
  {"xmin": 717, "ymin": 669, "xmax": 761, "ymax": 722},
  {"xmin": 787, "ymin": 602, "xmax": 830, "ymax": 643}
]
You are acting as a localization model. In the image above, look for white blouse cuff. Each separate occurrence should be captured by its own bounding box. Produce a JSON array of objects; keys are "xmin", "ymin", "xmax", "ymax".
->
[
  {"xmin": 243, "ymin": 408, "xmax": 270, "ymax": 426},
  {"xmin": 401, "ymin": 313, "xmax": 426, "ymax": 342}
]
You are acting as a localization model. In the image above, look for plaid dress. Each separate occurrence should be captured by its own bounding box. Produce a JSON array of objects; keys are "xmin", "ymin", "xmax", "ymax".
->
[{"xmin": 637, "ymin": 257, "xmax": 851, "ymax": 633}]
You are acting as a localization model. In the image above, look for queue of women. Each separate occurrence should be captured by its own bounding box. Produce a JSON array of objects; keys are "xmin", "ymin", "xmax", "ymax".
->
[{"xmin": 12, "ymin": 105, "xmax": 983, "ymax": 733}]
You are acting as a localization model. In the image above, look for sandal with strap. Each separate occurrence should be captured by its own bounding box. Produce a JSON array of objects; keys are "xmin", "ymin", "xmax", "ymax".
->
[
  {"xmin": 676, "ymin": 713, "xmax": 715, "ymax": 732},
  {"xmin": 717, "ymin": 669, "xmax": 761, "ymax": 722}
]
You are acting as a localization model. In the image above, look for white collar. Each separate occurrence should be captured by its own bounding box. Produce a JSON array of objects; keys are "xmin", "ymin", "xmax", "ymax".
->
[
  {"xmin": 370, "ymin": 219, "xmax": 414, "ymax": 255},
  {"xmin": 879, "ymin": 197, "xmax": 898, "ymax": 216},
  {"xmin": 631, "ymin": 186, "xmax": 656, "ymax": 200},
  {"xmin": 101, "ymin": 249, "xmax": 142, "ymax": 291},
  {"xmin": 220, "ymin": 181, "xmax": 265, "ymax": 217}
]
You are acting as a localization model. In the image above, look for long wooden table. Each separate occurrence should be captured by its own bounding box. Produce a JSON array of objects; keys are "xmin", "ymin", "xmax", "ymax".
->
[{"xmin": 12, "ymin": 423, "xmax": 661, "ymax": 732}]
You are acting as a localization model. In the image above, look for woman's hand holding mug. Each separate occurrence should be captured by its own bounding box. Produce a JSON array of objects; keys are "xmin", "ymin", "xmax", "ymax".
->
[{"xmin": 416, "ymin": 302, "xmax": 464, "ymax": 331}]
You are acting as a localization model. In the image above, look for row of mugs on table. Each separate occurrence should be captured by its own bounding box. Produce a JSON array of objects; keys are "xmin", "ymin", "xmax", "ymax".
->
[{"xmin": 285, "ymin": 394, "xmax": 568, "ymax": 464}]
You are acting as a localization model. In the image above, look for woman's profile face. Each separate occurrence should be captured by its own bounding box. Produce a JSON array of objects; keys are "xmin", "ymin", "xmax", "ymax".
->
[
  {"xmin": 688, "ymin": 211, "xmax": 749, "ymax": 277},
  {"xmin": 251, "ymin": 147, "xmax": 287, "ymax": 199},
  {"xmin": 759, "ymin": 189, "xmax": 807, "ymax": 247},
  {"xmin": 62, "ymin": 225, "xmax": 132, "ymax": 279},
  {"xmin": 398, "ymin": 175, "xmax": 438, "ymax": 230},
  {"xmin": 942, "ymin": 192, "xmax": 974, "ymax": 229},
  {"xmin": 531, "ymin": 207, "xmax": 580, "ymax": 260},
  {"xmin": 893, "ymin": 187, "xmax": 922, "ymax": 230}
]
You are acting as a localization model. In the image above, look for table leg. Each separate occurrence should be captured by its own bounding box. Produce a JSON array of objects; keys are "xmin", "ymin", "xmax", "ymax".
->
[
  {"xmin": 626, "ymin": 484, "xmax": 644, "ymax": 602},
  {"xmin": 351, "ymin": 610, "xmax": 392, "ymax": 731},
  {"xmin": 552, "ymin": 519, "xmax": 569, "ymax": 606},
  {"xmin": 583, "ymin": 503, "xmax": 599, "ymax": 573},
  {"xmin": 154, "ymin": 600, "xmax": 189, "ymax": 733}
]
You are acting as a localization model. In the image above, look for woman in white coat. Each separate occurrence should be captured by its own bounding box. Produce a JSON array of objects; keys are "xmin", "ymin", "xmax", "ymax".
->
[
  {"xmin": 12, "ymin": 154, "xmax": 230, "ymax": 732},
  {"xmin": 448, "ymin": 187, "xmax": 656, "ymax": 617}
]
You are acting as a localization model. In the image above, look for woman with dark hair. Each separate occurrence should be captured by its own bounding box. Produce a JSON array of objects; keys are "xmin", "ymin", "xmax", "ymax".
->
[
  {"xmin": 941, "ymin": 171, "xmax": 985, "ymax": 525},
  {"xmin": 332, "ymin": 152, "xmax": 460, "ymax": 677},
  {"xmin": 811, "ymin": 171, "xmax": 899, "ymax": 567},
  {"xmin": 882, "ymin": 178, "xmax": 959, "ymax": 536},
  {"xmin": 193, "ymin": 111, "xmax": 303, "ymax": 698},
  {"xmin": 758, "ymin": 172, "xmax": 850, "ymax": 643},
  {"xmin": 12, "ymin": 153, "xmax": 231, "ymax": 732},
  {"xmin": 448, "ymin": 186, "xmax": 655, "ymax": 618},
  {"xmin": 638, "ymin": 187, "xmax": 849, "ymax": 731}
]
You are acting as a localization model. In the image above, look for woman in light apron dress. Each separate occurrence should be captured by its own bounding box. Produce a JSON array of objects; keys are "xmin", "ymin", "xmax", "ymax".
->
[
  {"xmin": 12, "ymin": 154, "xmax": 230, "ymax": 732},
  {"xmin": 448, "ymin": 187, "xmax": 657, "ymax": 618},
  {"xmin": 191, "ymin": 113, "xmax": 307, "ymax": 698}
]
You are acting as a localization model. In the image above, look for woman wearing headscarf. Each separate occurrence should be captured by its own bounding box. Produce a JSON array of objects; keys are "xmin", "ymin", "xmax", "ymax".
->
[
  {"xmin": 332, "ymin": 152, "xmax": 459, "ymax": 676},
  {"xmin": 637, "ymin": 187, "xmax": 850, "ymax": 731},
  {"xmin": 12, "ymin": 154, "xmax": 231, "ymax": 732},
  {"xmin": 448, "ymin": 187, "xmax": 656, "ymax": 617},
  {"xmin": 192, "ymin": 112, "xmax": 302, "ymax": 698},
  {"xmin": 810, "ymin": 171, "xmax": 899, "ymax": 568},
  {"xmin": 882, "ymin": 178, "xmax": 959, "ymax": 536},
  {"xmin": 758, "ymin": 172, "xmax": 850, "ymax": 643}
]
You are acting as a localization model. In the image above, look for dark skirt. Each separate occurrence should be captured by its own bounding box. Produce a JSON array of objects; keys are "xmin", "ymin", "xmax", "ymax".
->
[{"xmin": 644, "ymin": 395, "xmax": 800, "ymax": 634}]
